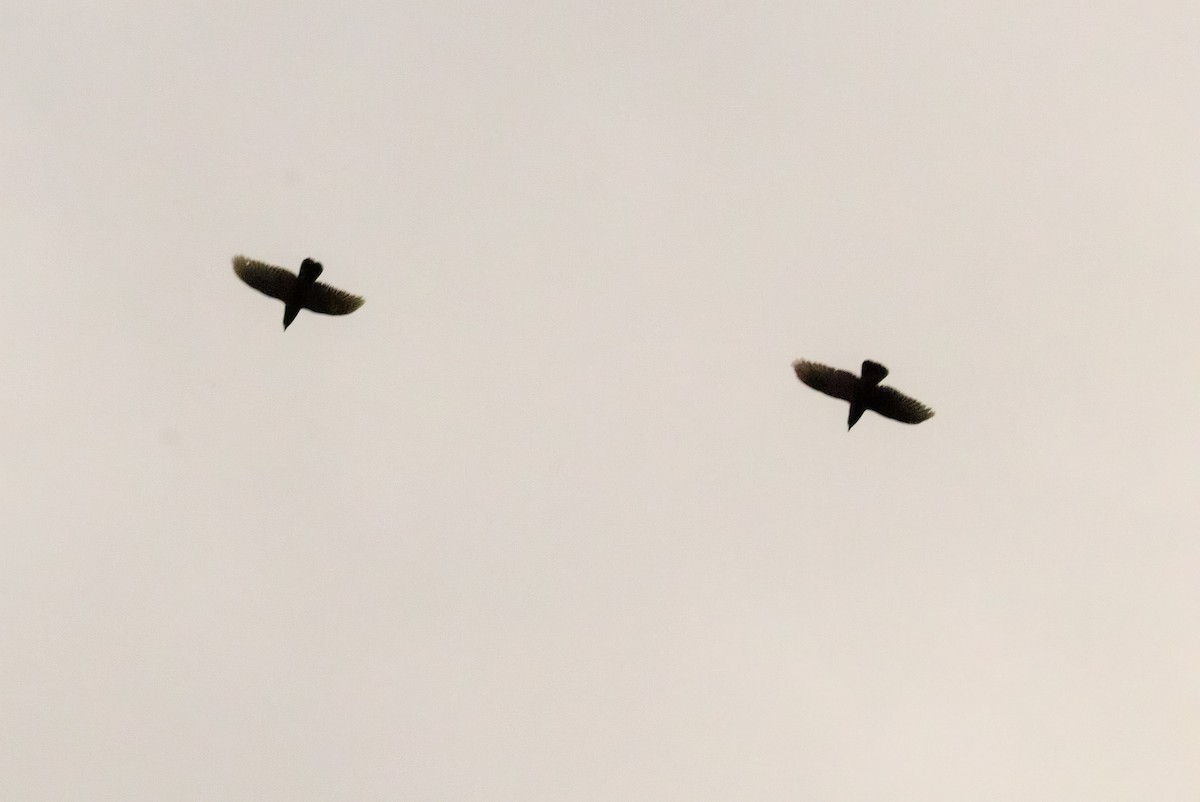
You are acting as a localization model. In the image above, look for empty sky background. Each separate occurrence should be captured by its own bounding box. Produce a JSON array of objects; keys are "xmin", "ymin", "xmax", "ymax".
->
[{"xmin": 3, "ymin": 2, "xmax": 1199, "ymax": 799}]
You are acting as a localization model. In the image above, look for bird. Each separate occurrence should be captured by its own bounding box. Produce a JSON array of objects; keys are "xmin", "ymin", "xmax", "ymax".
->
[
  {"xmin": 233, "ymin": 255, "xmax": 364, "ymax": 330},
  {"xmin": 792, "ymin": 359, "xmax": 934, "ymax": 430}
]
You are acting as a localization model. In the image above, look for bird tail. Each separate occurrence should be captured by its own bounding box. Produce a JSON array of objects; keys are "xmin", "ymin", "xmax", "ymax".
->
[
  {"xmin": 299, "ymin": 258, "xmax": 324, "ymax": 281},
  {"xmin": 861, "ymin": 360, "xmax": 889, "ymax": 386}
]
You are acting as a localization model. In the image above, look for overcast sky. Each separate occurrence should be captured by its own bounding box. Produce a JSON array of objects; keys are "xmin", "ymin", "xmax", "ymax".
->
[{"xmin": 4, "ymin": 2, "xmax": 1199, "ymax": 799}]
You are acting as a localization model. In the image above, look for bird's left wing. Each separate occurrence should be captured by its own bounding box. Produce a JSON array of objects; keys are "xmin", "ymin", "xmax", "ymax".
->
[
  {"xmin": 793, "ymin": 360, "xmax": 859, "ymax": 401},
  {"xmin": 869, "ymin": 386, "xmax": 934, "ymax": 424},
  {"xmin": 305, "ymin": 281, "xmax": 365, "ymax": 315},
  {"xmin": 233, "ymin": 255, "xmax": 296, "ymax": 301}
]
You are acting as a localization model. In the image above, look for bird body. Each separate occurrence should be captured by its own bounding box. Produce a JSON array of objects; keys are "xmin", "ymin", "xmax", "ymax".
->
[
  {"xmin": 793, "ymin": 359, "xmax": 933, "ymax": 429},
  {"xmin": 233, "ymin": 255, "xmax": 364, "ymax": 330}
]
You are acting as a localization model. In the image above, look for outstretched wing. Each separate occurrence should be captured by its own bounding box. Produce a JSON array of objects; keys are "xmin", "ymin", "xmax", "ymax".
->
[
  {"xmin": 233, "ymin": 255, "xmax": 296, "ymax": 302},
  {"xmin": 792, "ymin": 360, "xmax": 859, "ymax": 402},
  {"xmin": 869, "ymin": 386, "xmax": 934, "ymax": 424},
  {"xmin": 305, "ymin": 281, "xmax": 365, "ymax": 315}
]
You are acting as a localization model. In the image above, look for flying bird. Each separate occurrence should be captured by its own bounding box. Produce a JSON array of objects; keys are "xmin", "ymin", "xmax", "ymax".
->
[
  {"xmin": 233, "ymin": 255, "xmax": 364, "ymax": 330},
  {"xmin": 792, "ymin": 359, "xmax": 934, "ymax": 430}
]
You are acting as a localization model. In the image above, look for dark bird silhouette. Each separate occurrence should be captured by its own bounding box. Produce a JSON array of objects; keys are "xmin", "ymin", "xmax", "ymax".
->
[
  {"xmin": 793, "ymin": 359, "xmax": 934, "ymax": 430},
  {"xmin": 233, "ymin": 255, "xmax": 364, "ymax": 330}
]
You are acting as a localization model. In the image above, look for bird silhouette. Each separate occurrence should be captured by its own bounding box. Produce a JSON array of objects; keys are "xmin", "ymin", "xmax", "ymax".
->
[
  {"xmin": 233, "ymin": 255, "xmax": 364, "ymax": 330},
  {"xmin": 792, "ymin": 359, "xmax": 934, "ymax": 430}
]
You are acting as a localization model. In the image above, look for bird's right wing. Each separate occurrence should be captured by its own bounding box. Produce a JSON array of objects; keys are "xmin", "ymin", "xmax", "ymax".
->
[
  {"xmin": 792, "ymin": 360, "xmax": 859, "ymax": 401},
  {"xmin": 305, "ymin": 282, "xmax": 365, "ymax": 315},
  {"xmin": 869, "ymin": 386, "xmax": 935, "ymax": 424},
  {"xmin": 233, "ymin": 255, "xmax": 296, "ymax": 301}
]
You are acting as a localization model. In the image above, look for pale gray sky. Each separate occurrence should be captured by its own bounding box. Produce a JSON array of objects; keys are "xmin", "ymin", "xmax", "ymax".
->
[{"xmin": 3, "ymin": 2, "xmax": 1199, "ymax": 799}]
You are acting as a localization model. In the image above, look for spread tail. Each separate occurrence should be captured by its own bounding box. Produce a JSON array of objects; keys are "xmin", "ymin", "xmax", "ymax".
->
[{"xmin": 861, "ymin": 360, "xmax": 888, "ymax": 386}]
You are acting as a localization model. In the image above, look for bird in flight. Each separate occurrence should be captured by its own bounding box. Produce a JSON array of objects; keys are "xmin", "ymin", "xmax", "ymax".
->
[
  {"xmin": 792, "ymin": 359, "xmax": 934, "ymax": 430},
  {"xmin": 233, "ymin": 255, "xmax": 364, "ymax": 330}
]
